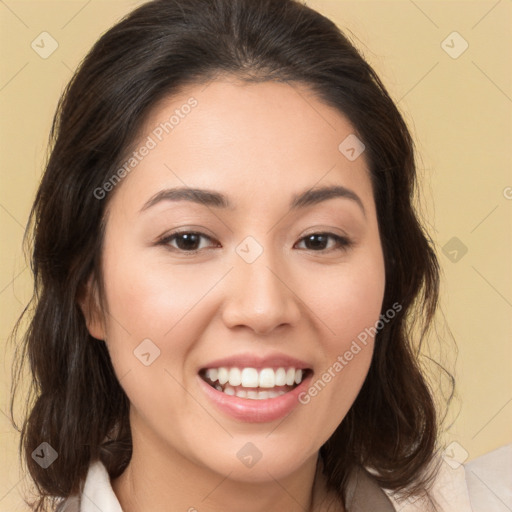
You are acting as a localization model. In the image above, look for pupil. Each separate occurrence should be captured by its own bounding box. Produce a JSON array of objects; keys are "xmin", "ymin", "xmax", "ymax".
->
[
  {"xmin": 307, "ymin": 234, "xmax": 327, "ymax": 250},
  {"xmin": 177, "ymin": 233, "xmax": 199, "ymax": 250},
  {"xmin": 175, "ymin": 234, "xmax": 328, "ymax": 251}
]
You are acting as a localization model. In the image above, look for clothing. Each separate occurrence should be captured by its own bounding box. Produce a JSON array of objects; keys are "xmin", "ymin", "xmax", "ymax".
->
[
  {"xmin": 464, "ymin": 444, "xmax": 512, "ymax": 512},
  {"xmin": 56, "ymin": 455, "xmax": 475, "ymax": 512}
]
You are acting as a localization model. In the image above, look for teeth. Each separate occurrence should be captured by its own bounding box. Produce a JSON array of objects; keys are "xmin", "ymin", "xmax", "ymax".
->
[
  {"xmin": 204, "ymin": 366, "xmax": 309, "ymax": 399},
  {"xmin": 205, "ymin": 368, "xmax": 218, "ymax": 382},
  {"xmin": 241, "ymin": 368, "xmax": 259, "ymax": 387},
  {"xmin": 218, "ymin": 367, "xmax": 229, "ymax": 385},
  {"xmin": 221, "ymin": 385, "xmax": 288, "ymax": 400},
  {"xmin": 205, "ymin": 366, "xmax": 307, "ymax": 389},
  {"xmin": 228, "ymin": 368, "xmax": 242, "ymax": 387},
  {"xmin": 258, "ymin": 368, "xmax": 275, "ymax": 388},
  {"xmin": 275, "ymin": 368, "xmax": 287, "ymax": 386}
]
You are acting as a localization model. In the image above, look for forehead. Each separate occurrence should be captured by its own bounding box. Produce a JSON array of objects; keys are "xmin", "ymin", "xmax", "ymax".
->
[{"xmin": 106, "ymin": 78, "xmax": 373, "ymax": 216}]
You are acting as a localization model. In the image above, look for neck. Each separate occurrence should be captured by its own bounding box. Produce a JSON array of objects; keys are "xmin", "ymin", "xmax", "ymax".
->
[{"xmin": 111, "ymin": 428, "xmax": 335, "ymax": 512}]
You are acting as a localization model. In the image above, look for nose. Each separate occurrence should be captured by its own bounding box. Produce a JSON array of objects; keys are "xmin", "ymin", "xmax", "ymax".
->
[{"xmin": 221, "ymin": 249, "xmax": 302, "ymax": 336}]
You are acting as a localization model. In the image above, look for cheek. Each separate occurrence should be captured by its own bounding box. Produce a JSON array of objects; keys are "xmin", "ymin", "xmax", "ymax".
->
[
  {"xmin": 298, "ymin": 249, "xmax": 385, "ymax": 418},
  {"xmin": 102, "ymin": 248, "xmax": 221, "ymax": 340},
  {"xmin": 306, "ymin": 249, "xmax": 386, "ymax": 345},
  {"xmin": 99, "ymin": 248, "xmax": 227, "ymax": 400},
  {"xmin": 98, "ymin": 250, "xmax": 211, "ymax": 435}
]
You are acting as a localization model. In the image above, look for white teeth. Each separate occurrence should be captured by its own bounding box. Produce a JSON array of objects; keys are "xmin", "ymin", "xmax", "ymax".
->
[
  {"xmin": 228, "ymin": 368, "xmax": 242, "ymax": 387},
  {"xmin": 258, "ymin": 368, "xmax": 275, "ymax": 388},
  {"xmin": 205, "ymin": 366, "xmax": 307, "ymax": 389},
  {"xmin": 218, "ymin": 367, "xmax": 229, "ymax": 385},
  {"xmin": 224, "ymin": 386, "xmax": 235, "ymax": 396},
  {"xmin": 275, "ymin": 368, "xmax": 287, "ymax": 386},
  {"xmin": 217, "ymin": 384, "xmax": 287, "ymax": 400},
  {"xmin": 241, "ymin": 368, "xmax": 259, "ymax": 388},
  {"xmin": 205, "ymin": 368, "xmax": 218, "ymax": 382},
  {"xmin": 285, "ymin": 368, "xmax": 296, "ymax": 386}
]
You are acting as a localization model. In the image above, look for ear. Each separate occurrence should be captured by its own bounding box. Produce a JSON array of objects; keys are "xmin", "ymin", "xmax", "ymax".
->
[{"xmin": 77, "ymin": 274, "xmax": 106, "ymax": 341}]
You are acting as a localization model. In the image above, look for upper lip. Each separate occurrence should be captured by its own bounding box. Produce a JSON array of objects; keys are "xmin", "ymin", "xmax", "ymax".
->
[{"xmin": 199, "ymin": 353, "xmax": 313, "ymax": 371}]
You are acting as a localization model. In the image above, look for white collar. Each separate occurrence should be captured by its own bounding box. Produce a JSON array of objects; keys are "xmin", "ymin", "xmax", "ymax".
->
[
  {"xmin": 80, "ymin": 460, "xmax": 123, "ymax": 512},
  {"xmin": 74, "ymin": 459, "xmax": 393, "ymax": 512},
  {"xmin": 68, "ymin": 456, "xmax": 473, "ymax": 512}
]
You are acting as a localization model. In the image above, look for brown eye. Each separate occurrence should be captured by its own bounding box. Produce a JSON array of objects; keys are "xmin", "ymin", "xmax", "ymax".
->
[
  {"xmin": 159, "ymin": 231, "xmax": 219, "ymax": 252},
  {"xmin": 296, "ymin": 233, "xmax": 352, "ymax": 252}
]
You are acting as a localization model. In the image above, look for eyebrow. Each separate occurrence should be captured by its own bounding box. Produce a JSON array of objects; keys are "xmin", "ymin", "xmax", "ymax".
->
[{"xmin": 139, "ymin": 185, "xmax": 366, "ymax": 216}]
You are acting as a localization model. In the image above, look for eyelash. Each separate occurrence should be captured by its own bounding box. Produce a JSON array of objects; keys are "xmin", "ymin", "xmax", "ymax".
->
[{"xmin": 157, "ymin": 230, "xmax": 353, "ymax": 254}]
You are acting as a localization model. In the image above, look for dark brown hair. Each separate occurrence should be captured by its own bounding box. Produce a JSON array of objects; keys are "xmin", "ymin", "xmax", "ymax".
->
[{"xmin": 10, "ymin": 0, "xmax": 448, "ymax": 510}]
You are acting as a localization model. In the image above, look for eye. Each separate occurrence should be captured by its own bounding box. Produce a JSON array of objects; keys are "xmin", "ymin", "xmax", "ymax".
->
[
  {"xmin": 295, "ymin": 232, "xmax": 352, "ymax": 252},
  {"xmin": 158, "ymin": 231, "xmax": 220, "ymax": 253},
  {"xmin": 157, "ymin": 230, "xmax": 352, "ymax": 254}
]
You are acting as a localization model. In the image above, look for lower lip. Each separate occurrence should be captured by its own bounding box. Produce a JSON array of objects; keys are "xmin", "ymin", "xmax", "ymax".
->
[{"xmin": 197, "ymin": 373, "xmax": 313, "ymax": 423}]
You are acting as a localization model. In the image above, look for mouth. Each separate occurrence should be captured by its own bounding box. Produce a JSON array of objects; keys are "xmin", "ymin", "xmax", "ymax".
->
[{"xmin": 199, "ymin": 366, "xmax": 313, "ymax": 400}]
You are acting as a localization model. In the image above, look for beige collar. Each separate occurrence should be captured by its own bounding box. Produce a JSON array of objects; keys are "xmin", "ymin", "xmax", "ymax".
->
[{"xmin": 311, "ymin": 456, "xmax": 396, "ymax": 512}]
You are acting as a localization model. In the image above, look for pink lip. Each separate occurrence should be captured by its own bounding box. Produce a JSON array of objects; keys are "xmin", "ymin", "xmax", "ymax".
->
[
  {"xmin": 197, "ymin": 372, "xmax": 313, "ymax": 423},
  {"xmin": 199, "ymin": 352, "xmax": 312, "ymax": 371}
]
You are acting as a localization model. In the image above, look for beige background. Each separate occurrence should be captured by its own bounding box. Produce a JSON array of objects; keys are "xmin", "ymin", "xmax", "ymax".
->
[{"xmin": 1, "ymin": 0, "xmax": 511, "ymax": 509}]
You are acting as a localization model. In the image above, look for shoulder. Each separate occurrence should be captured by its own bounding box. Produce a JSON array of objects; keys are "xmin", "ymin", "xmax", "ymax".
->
[
  {"xmin": 384, "ymin": 444, "xmax": 512, "ymax": 511},
  {"xmin": 386, "ymin": 459, "xmax": 472, "ymax": 511},
  {"xmin": 383, "ymin": 447, "xmax": 508, "ymax": 512}
]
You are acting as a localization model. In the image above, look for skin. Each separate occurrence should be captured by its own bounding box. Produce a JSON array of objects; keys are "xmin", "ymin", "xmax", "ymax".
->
[{"xmin": 81, "ymin": 77, "xmax": 386, "ymax": 512}]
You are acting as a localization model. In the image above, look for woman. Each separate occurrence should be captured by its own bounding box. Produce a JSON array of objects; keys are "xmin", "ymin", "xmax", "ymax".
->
[{"xmin": 10, "ymin": 0, "xmax": 472, "ymax": 510}]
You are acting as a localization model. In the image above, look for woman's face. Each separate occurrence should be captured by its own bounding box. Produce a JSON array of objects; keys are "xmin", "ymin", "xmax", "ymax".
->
[{"xmin": 84, "ymin": 77, "xmax": 385, "ymax": 482}]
